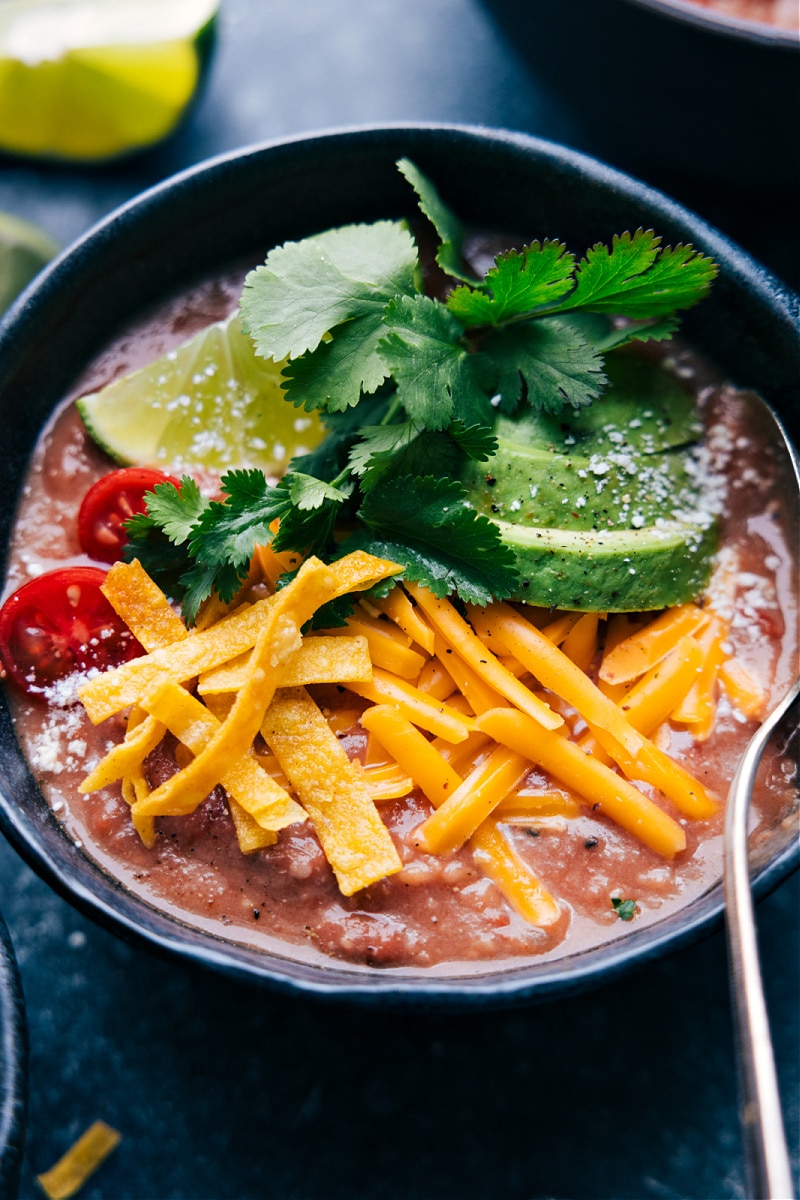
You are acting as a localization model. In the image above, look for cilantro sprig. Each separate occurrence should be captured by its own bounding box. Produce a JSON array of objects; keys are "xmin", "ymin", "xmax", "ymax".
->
[{"xmin": 126, "ymin": 160, "xmax": 716, "ymax": 620}]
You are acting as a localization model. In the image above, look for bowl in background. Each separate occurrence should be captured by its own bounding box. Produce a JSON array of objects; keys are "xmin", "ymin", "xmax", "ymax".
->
[
  {"xmin": 0, "ymin": 910, "xmax": 26, "ymax": 1198},
  {"xmin": 481, "ymin": 0, "xmax": 800, "ymax": 190},
  {"xmin": 0, "ymin": 124, "xmax": 796, "ymax": 1005}
]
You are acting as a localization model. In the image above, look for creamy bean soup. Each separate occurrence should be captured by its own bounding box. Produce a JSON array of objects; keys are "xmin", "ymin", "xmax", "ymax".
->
[{"xmin": 1, "ymin": 185, "xmax": 797, "ymax": 973}]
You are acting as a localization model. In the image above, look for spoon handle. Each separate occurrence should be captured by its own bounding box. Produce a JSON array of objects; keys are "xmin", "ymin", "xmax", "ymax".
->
[{"xmin": 724, "ymin": 678, "xmax": 799, "ymax": 1200}]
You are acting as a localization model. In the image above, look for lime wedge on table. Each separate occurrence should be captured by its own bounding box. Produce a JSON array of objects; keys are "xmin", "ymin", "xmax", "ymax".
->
[
  {"xmin": 0, "ymin": 0, "xmax": 217, "ymax": 161},
  {"xmin": 0, "ymin": 209, "xmax": 58, "ymax": 313},
  {"xmin": 77, "ymin": 312, "xmax": 324, "ymax": 477}
]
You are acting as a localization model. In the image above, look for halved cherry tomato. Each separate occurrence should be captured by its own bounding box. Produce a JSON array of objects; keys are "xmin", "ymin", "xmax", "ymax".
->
[
  {"xmin": 0, "ymin": 567, "xmax": 143, "ymax": 694},
  {"xmin": 78, "ymin": 467, "xmax": 179, "ymax": 564}
]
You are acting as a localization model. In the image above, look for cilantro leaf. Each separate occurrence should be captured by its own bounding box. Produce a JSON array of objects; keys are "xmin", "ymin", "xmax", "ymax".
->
[
  {"xmin": 550, "ymin": 230, "xmax": 717, "ymax": 318},
  {"xmin": 180, "ymin": 561, "xmax": 229, "ymax": 626},
  {"xmin": 280, "ymin": 312, "xmax": 392, "ymax": 412},
  {"xmin": 380, "ymin": 295, "xmax": 490, "ymax": 430},
  {"xmin": 240, "ymin": 220, "xmax": 419, "ymax": 360},
  {"xmin": 190, "ymin": 471, "xmax": 292, "ymax": 572},
  {"xmin": 286, "ymin": 471, "xmax": 352, "ymax": 510},
  {"xmin": 446, "ymin": 241, "xmax": 576, "ymax": 327},
  {"xmin": 348, "ymin": 421, "xmax": 421, "ymax": 477},
  {"xmin": 396, "ymin": 157, "xmax": 477, "ymax": 283},
  {"xmin": 290, "ymin": 392, "xmax": 388, "ymax": 480},
  {"xmin": 139, "ymin": 476, "xmax": 209, "ymax": 544},
  {"xmin": 484, "ymin": 317, "xmax": 606, "ymax": 413},
  {"xmin": 611, "ymin": 897, "xmax": 638, "ymax": 921},
  {"xmin": 354, "ymin": 474, "xmax": 519, "ymax": 605}
]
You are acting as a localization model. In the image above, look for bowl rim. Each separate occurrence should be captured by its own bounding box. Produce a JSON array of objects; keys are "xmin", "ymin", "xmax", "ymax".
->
[
  {"xmin": 0, "ymin": 121, "xmax": 797, "ymax": 1006},
  {"xmin": 618, "ymin": 0, "xmax": 799, "ymax": 45}
]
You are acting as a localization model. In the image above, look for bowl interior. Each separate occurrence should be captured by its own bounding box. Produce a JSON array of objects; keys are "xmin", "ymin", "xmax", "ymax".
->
[{"xmin": 0, "ymin": 125, "xmax": 797, "ymax": 1004}]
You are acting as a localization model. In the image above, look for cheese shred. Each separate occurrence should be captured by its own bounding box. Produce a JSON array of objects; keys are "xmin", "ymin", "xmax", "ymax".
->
[{"xmin": 77, "ymin": 543, "xmax": 760, "ymax": 929}]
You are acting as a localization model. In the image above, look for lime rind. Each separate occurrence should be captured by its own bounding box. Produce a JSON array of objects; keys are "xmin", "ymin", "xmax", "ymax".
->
[
  {"xmin": 77, "ymin": 312, "xmax": 324, "ymax": 477},
  {"xmin": 0, "ymin": 0, "xmax": 218, "ymax": 162}
]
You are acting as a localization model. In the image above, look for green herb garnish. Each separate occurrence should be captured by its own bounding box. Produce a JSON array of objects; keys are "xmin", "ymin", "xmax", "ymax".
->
[
  {"xmin": 611, "ymin": 897, "xmax": 638, "ymax": 921},
  {"xmin": 126, "ymin": 160, "xmax": 716, "ymax": 621}
]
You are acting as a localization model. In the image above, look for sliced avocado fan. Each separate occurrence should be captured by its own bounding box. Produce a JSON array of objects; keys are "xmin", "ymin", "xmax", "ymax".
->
[{"xmin": 462, "ymin": 353, "xmax": 719, "ymax": 612}]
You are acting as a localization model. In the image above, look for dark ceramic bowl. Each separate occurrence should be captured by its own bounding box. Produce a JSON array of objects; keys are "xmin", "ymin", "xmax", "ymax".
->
[
  {"xmin": 481, "ymin": 0, "xmax": 800, "ymax": 189},
  {"xmin": 0, "ymin": 912, "xmax": 26, "ymax": 1197},
  {"xmin": 0, "ymin": 125, "xmax": 797, "ymax": 1005}
]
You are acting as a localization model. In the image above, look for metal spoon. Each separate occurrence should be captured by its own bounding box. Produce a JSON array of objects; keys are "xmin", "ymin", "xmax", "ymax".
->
[{"xmin": 723, "ymin": 396, "xmax": 799, "ymax": 1200}]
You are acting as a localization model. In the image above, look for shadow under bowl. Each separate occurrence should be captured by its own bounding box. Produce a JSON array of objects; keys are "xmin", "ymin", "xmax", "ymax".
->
[
  {"xmin": 0, "ymin": 124, "xmax": 797, "ymax": 1006},
  {"xmin": 481, "ymin": 0, "xmax": 800, "ymax": 190},
  {"xmin": 0, "ymin": 911, "xmax": 26, "ymax": 1198}
]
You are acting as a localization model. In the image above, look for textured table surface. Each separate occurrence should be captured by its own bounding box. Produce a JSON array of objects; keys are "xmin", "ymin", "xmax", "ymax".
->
[{"xmin": 0, "ymin": 2, "xmax": 797, "ymax": 1198}]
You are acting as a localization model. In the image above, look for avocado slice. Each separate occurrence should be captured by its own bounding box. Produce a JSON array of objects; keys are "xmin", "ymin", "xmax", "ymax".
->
[
  {"xmin": 463, "ymin": 352, "xmax": 718, "ymax": 611},
  {"xmin": 495, "ymin": 519, "xmax": 718, "ymax": 612}
]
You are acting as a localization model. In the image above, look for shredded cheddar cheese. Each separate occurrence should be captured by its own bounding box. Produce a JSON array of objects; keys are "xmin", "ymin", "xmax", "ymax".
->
[{"xmin": 77, "ymin": 542, "xmax": 766, "ymax": 933}]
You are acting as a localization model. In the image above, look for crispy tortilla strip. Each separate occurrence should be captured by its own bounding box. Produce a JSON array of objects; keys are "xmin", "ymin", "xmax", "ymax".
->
[
  {"xmin": 262, "ymin": 687, "xmax": 402, "ymax": 895},
  {"xmin": 79, "ymin": 550, "xmax": 402, "ymax": 724},
  {"xmin": 347, "ymin": 668, "xmax": 476, "ymax": 743},
  {"xmin": 599, "ymin": 604, "xmax": 709, "ymax": 685},
  {"xmin": 197, "ymin": 634, "xmax": 373, "ymax": 695},
  {"xmin": 416, "ymin": 744, "xmax": 530, "ymax": 855},
  {"xmin": 121, "ymin": 767, "xmax": 156, "ymax": 847},
  {"xmin": 227, "ymin": 798, "xmax": 279, "ymax": 852},
  {"xmin": 36, "ymin": 1120, "xmax": 121, "ymax": 1200},
  {"xmin": 101, "ymin": 558, "xmax": 188, "ymax": 652},
  {"xmin": 406, "ymin": 584, "xmax": 561, "ymax": 730},
  {"xmin": 134, "ymin": 678, "xmax": 305, "ymax": 829},
  {"xmin": 477, "ymin": 707, "xmax": 686, "ymax": 858},
  {"xmin": 471, "ymin": 821, "xmax": 561, "ymax": 927},
  {"xmin": 80, "ymin": 712, "xmax": 165, "ymax": 794},
  {"xmin": 131, "ymin": 557, "xmax": 340, "ymax": 817}
]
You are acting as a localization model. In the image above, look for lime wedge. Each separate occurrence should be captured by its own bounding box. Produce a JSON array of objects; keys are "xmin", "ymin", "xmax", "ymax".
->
[
  {"xmin": 0, "ymin": 0, "xmax": 218, "ymax": 161},
  {"xmin": 0, "ymin": 210, "xmax": 58, "ymax": 314},
  {"xmin": 77, "ymin": 312, "xmax": 325, "ymax": 477}
]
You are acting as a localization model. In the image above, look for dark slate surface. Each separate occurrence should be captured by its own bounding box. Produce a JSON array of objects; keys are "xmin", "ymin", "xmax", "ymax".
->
[{"xmin": 0, "ymin": 1, "xmax": 797, "ymax": 1197}]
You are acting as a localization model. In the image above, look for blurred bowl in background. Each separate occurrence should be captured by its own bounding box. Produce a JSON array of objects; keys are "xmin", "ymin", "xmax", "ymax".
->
[
  {"xmin": 481, "ymin": 0, "xmax": 800, "ymax": 190},
  {"xmin": 0, "ymin": 910, "xmax": 26, "ymax": 1199}
]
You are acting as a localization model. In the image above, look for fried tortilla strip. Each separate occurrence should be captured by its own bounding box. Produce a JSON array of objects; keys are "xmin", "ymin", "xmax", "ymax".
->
[
  {"xmin": 134, "ymin": 678, "xmax": 304, "ymax": 834},
  {"xmin": 79, "ymin": 549, "xmax": 402, "ymax": 724},
  {"xmin": 101, "ymin": 558, "xmax": 188, "ymax": 651},
  {"xmin": 79, "ymin": 711, "xmax": 166, "ymax": 794},
  {"xmin": 262, "ymin": 687, "xmax": 402, "ymax": 896},
  {"xmin": 130, "ymin": 554, "xmax": 402, "ymax": 819},
  {"xmin": 197, "ymin": 634, "xmax": 372, "ymax": 695},
  {"xmin": 36, "ymin": 1120, "xmax": 121, "ymax": 1200}
]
